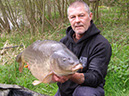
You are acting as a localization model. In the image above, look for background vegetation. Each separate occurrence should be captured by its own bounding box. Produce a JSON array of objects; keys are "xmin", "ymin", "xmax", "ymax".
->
[{"xmin": 0, "ymin": 0, "xmax": 129, "ymax": 96}]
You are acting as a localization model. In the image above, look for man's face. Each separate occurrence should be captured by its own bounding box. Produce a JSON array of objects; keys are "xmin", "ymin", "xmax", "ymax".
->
[{"xmin": 68, "ymin": 5, "xmax": 92, "ymax": 35}]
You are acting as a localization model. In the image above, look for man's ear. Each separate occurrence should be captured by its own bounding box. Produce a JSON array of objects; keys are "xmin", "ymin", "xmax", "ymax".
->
[{"xmin": 89, "ymin": 12, "xmax": 93, "ymax": 20}]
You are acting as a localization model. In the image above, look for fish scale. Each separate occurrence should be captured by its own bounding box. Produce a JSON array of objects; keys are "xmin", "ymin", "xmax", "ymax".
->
[{"xmin": 16, "ymin": 40, "xmax": 83, "ymax": 85}]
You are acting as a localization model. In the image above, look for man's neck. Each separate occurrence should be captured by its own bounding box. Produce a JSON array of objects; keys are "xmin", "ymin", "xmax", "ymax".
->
[
  {"xmin": 73, "ymin": 33, "xmax": 84, "ymax": 42},
  {"xmin": 75, "ymin": 33, "xmax": 84, "ymax": 40}
]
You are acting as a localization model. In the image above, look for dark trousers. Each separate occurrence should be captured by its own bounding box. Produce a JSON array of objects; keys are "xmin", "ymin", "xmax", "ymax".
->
[{"xmin": 55, "ymin": 84, "xmax": 104, "ymax": 96}]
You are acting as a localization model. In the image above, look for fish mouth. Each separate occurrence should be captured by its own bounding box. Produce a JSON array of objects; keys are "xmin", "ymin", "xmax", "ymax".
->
[{"xmin": 72, "ymin": 63, "xmax": 83, "ymax": 72}]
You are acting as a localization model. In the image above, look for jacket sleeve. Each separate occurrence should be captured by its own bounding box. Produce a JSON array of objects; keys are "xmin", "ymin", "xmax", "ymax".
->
[{"xmin": 81, "ymin": 42, "xmax": 112, "ymax": 87}]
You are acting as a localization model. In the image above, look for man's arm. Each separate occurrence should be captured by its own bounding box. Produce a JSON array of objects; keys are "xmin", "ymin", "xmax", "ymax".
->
[
  {"xmin": 52, "ymin": 72, "xmax": 85, "ymax": 84},
  {"xmin": 69, "ymin": 73, "xmax": 84, "ymax": 84},
  {"xmin": 52, "ymin": 74, "xmax": 71, "ymax": 83}
]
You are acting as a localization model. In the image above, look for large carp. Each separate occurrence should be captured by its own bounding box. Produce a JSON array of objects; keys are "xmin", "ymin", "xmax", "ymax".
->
[{"xmin": 16, "ymin": 40, "xmax": 83, "ymax": 85}]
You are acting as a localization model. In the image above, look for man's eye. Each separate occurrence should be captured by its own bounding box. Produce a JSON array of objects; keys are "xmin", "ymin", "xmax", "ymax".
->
[
  {"xmin": 79, "ymin": 14, "xmax": 84, "ymax": 17},
  {"xmin": 70, "ymin": 16, "xmax": 75, "ymax": 19}
]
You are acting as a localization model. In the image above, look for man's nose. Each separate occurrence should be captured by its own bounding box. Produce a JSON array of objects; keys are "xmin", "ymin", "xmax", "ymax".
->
[{"xmin": 75, "ymin": 17, "xmax": 80, "ymax": 22}]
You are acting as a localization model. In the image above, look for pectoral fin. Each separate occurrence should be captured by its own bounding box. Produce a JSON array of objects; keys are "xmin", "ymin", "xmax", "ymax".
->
[
  {"xmin": 32, "ymin": 72, "xmax": 54, "ymax": 85},
  {"xmin": 42, "ymin": 71, "xmax": 54, "ymax": 83},
  {"xmin": 32, "ymin": 80, "xmax": 42, "ymax": 86}
]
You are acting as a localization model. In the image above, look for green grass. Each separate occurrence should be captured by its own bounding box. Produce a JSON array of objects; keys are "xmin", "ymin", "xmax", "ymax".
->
[
  {"xmin": 98, "ymin": 5, "xmax": 129, "ymax": 96},
  {"xmin": 0, "ymin": 6, "xmax": 129, "ymax": 96}
]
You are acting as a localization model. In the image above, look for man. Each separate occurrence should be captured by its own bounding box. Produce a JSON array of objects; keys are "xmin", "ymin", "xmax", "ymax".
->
[{"xmin": 52, "ymin": 1, "xmax": 112, "ymax": 96}]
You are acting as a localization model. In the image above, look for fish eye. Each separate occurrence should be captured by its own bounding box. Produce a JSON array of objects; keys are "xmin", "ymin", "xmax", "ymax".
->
[{"xmin": 62, "ymin": 57, "xmax": 67, "ymax": 62}]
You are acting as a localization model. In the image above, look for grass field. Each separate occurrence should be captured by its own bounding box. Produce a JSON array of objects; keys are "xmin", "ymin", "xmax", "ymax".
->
[{"xmin": 0, "ymin": 6, "xmax": 129, "ymax": 96}]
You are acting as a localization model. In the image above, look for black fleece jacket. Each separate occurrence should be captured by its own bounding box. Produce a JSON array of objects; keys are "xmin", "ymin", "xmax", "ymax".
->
[{"xmin": 57, "ymin": 20, "xmax": 112, "ymax": 96}]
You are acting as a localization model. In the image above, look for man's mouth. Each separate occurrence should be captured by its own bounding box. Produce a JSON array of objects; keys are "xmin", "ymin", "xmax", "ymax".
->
[{"xmin": 75, "ymin": 25, "xmax": 83, "ymax": 28}]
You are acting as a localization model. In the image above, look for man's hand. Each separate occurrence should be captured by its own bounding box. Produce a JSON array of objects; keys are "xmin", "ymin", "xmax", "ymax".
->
[
  {"xmin": 52, "ymin": 72, "xmax": 85, "ymax": 84},
  {"xmin": 52, "ymin": 74, "xmax": 73, "ymax": 83},
  {"xmin": 70, "ymin": 72, "xmax": 85, "ymax": 84}
]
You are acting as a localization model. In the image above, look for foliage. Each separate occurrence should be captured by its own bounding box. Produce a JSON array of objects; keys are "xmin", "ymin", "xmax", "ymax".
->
[
  {"xmin": 0, "ymin": 1, "xmax": 129, "ymax": 96},
  {"xmin": 0, "ymin": 0, "xmax": 71, "ymax": 33},
  {"xmin": 97, "ymin": 4, "xmax": 129, "ymax": 96}
]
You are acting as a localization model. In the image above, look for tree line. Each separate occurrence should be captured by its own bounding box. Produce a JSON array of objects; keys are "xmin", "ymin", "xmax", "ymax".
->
[{"xmin": 0, "ymin": 0, "xmax": 128, "ymax": 34}]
